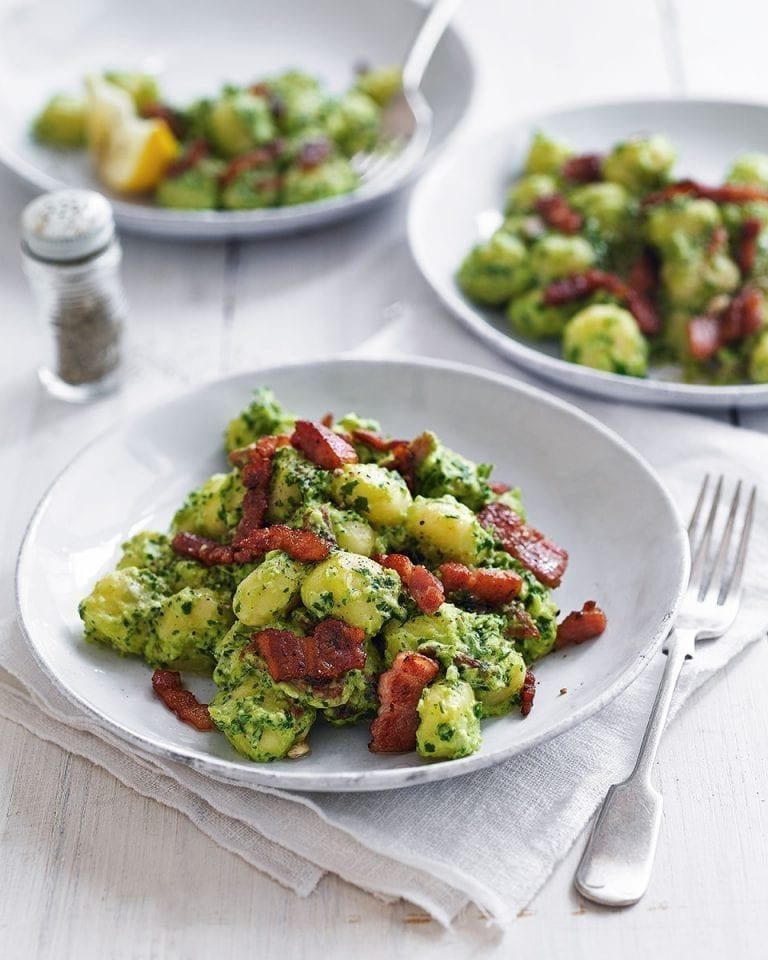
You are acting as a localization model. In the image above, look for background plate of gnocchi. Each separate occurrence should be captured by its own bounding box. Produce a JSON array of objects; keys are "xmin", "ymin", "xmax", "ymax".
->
[
  {"xmin": 15, "ymin": 357, "xmax": 687, "ymax": 791},
  {"xmin": 409, "ymin": 98, "xmax": 768, "ymax": 408}
]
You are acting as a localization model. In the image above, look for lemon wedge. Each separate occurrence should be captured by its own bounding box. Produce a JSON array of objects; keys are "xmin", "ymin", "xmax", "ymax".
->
[
  {"xmin": 96, "ymin": 117, "xmax": 179, "ymax": 193},
  {"xmin": 84, "ymin": 74, "xmax": 179, "ymax": 194}
]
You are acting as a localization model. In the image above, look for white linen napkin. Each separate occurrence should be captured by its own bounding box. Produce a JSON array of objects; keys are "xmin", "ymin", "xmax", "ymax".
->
[{"xmin": 1, "ymin": 307, "xmax": 767, "ymax": 929}]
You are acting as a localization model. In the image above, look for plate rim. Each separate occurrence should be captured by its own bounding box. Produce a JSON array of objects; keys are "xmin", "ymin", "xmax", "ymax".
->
[
  {"xmin": 407, "ymin": 96, "xmax": 768, "ymax": 408},
  {"xmin": 15, "ymin": 354, "xmax": 689, "ymax": 791},
  {"xmin": 0, "ymin": 0, "xmax": 475, "ymax": 238}
]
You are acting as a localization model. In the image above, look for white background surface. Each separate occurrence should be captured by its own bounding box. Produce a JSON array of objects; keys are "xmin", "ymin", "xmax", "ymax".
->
[{"xmin": 1, "ymin": 0, "xmax": 767, "ymax": 957}]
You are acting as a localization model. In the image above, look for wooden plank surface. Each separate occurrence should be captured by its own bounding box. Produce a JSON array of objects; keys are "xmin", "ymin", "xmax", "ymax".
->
[{"xmin": 1, "ymin": 1, "xmax": 768, "ymax": 957}]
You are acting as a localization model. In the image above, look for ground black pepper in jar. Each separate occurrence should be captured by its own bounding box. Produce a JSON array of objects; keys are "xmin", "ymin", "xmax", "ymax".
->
[{"xmin": 21, "ymin": 189, "xmax": 126, "ymax": 402}]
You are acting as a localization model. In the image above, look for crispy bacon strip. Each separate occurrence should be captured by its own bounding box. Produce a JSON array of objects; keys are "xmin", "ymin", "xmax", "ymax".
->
[
  {"xmin": 171, "ymin": 531, "xmax": 235, "ymax": 566},
  {"xmin": 298, "ymin": 137, "xmax": 332, "ymax": 171},
  {"xmin": 165, "ymin": 138, "xmax": 208, "ymax": 179},
  {"xmin": 489, "ymin": 481, "xmax": 511, "ymax": 494},
  {"xmin": 151, "ymin": 670, "xmax": 214, "ymax": 731},
  {"xmin": 562, "ymin": 153, "xmax": 603, "ymax": 184},
  {"xmin": 535, "ymin": 194, "xmax": 583, "ymax": 234},
  {"xmin": 139, "ymin": 102, "xmax": 186, "ymax": 140},
  {"xmin": 320, "ymin": 412, "xmax": 334, "ymax": 428},
  {"xmin": 171, "ymin": 525, "xmax": 332, "ymax": 566},
  {"xmin": 369, "ymin": 652, "xmax": 440, "ymax": 753},
  {"xmin": 643, "ymin": 179, "xmax": 768, "ymax": 208},
  {"xmin": 504, "ymin": 601, "xmax": 540, "ymax": 641},
  {"xmin": 439, "ymin": 562, "xmax": 523, "ymax": 606},
  {"xmin": 555, "ymin": 601, "xmax": 607, "ymax": 649},
  {"xmin": 543, "ymin": 269, "xmax": 626, "ymax": 305},
  {"xmin": 351, "ymin": 429, "xmax": 404, "ymax": 452},
  {"xmin": 251, "ymin": 619, "xmax": 366, "ymax": 683},
  {"xmin": 738, "ymin": 218, "xmax": 762, "ymax": 275},
  {"xmin": 478, "ymin": 502, "xmax": 568, "ymax": 588},
  {"xmin": 687, "ymin": 286, "xmax": 765, "ymax": 361},
  {"xmin": 544, "ymin": 268, "xmax": 661, "ymax": 335},
  {"xmin": 291, "ymin": 420, "xmax": 359, "ymax": 470},
  {"xmin": 720, "ymin": 286, "xmax": 764, "ymax": 342},
  {"xmin": 374, "ymin": 553, "xmax": 444, "ymax": 615},
  {"xmin": 229, "ymin": 435, "xmax": 291, "ymax": 544},
  {"xmin": 220, "ymin": 147, "xmax": 276, "ymax": 187},
  {"xmin": 383, "ymin": 433, "xmax": 433, "ymax": 492},
  {"xmin": 520, "ymin": 670, "xmax": 536, "ymax": 717},
  {"xmin": 234, "ymin": 525, "xmax": 333, "ymax": 563},
  {"xmin": 687, "ymin": 313, "xmax": 722, "ymax": 362}
]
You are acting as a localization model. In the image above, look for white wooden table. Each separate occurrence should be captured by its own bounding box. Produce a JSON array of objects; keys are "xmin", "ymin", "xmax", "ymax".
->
[{"xmin": 2, "ymin": 1, "xmax": 768, "ymax": 956}]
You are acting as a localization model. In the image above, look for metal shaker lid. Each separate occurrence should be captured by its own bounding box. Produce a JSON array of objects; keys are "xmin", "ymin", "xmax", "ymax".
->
[{"xmin": 21, "ymin": 188, "xmax": 115, "ymax": 262}]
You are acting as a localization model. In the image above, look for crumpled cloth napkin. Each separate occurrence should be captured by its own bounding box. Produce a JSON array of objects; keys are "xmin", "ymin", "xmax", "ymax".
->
[{"xmin": 1, "ymin": 308, "xmax": 767, "ymax": 929}]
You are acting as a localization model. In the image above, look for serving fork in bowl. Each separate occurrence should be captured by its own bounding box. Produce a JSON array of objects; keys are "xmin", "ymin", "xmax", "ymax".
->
[
  {"xmin": 354, "ymin": 0, "xmax": 463, "ymax": 190},
  {"xmin": 575, "ymin": 475, "xmax": 756, "ymax": 906}
]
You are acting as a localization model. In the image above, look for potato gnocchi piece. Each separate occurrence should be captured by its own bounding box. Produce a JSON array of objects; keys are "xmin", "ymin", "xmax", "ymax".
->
[
  {"xmin": 416, "ymin": 668, "xmax": 481, "ymax": 760},
  {"xmin": 405, "ymin": 495, "xmax": 493, "ymax": 566},
  {"xmin": 147, "ymin": 586, "xmax": 232, "ymax": 668},
  {"xmin": 79, "ymin": 566, "xmax": 165, "ymax": 657},
  {"xmin": 330, "ymin": 462, "xmax": 412, "ymax": 527},
  {"xmin": 172, "ymin": 470, "xmax": 244, "ymax": 540},
  {"xmin": 300, "ymin": 550, "xmax": 403, "ymax": 636},
  {"xmin": 233, "ymin": 550, "xmax": 308, "ymax": 626}
]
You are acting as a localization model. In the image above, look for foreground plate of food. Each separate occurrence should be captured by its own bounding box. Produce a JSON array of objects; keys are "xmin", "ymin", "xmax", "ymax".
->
[
  {"xmin": 409, "ymin": 99, "xmax": 768, "ymax": 407},
  {"xmin": 0, "ymin": 0, "xmax": 473, "ymax": 238},
  {"xmin": 16, "ymin": 358, "xmax": 687, "ymax": 791}
]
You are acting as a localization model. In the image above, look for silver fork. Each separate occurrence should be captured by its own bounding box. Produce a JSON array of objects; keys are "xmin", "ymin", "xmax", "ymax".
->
[
  {"xmin": 575, "ymin": 476, "xmax": 756, "ymax": 907},
  {"xmin": 353, "ymin": 0, "xmax": 463, "ymax": 189}
]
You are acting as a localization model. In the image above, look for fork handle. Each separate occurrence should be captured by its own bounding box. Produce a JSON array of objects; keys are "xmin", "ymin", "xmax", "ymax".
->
[
  {"xmin": 403, "ymin": 0, "xmax": 464, "ymax": 92},
  {"xmin": 574, "ymin": 627, "xmax": 696, "ymax": 906}
]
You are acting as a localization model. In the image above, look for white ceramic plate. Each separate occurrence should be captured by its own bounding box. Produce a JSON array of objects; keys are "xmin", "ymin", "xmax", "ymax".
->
[
  {"xmin": 0, "ymin": 0, "xmax": 473, "ymax": 239},
  {"xmin": 409, "ymin": 99, "xmax": 768, "ymax": 409},
  {"xmin": 16, "ymin": 357, "xmax": 688, "ymax": 792}
]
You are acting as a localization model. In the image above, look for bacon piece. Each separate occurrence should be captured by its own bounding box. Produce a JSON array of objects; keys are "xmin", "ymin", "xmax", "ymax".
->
[
  {"xmin": 628, "ymin": 250, "xmax": 657, "ymax": 298},
  {"xmin": 171, "ymin": 525, "xmax": 332, "ymax": 566},
  {"xmin": 229, "ymin": 435, "xmax": 291, "ymax": 545},
  {"xmin": 291, "ymin": 420, "xmax": 359, "ymax": 470},
  {"xmin": 535, "ymin": 194, "xmax": 583, "ymax": 234},
  {"xmin": 720, "ymin": 286, "xmax": 764, "ymax": 342},
  {"xmin": 351, "ymin": 429, "xmax": 404, "ymax": 452},
  {"xmin": 320, "ymin": 412, "xmax": 334, "ymax": 428},
  {"xmin": 544, "ymin": 268, "xmax": 661, "ymax": 336},
  {"xmin": 374, "ymin": 553, "xmax": 444, "ymax": 615},
  {"xmin": 369, "ymin": 652, "xmax": 440, "ymax": 753},
  {"xmin": 701, "ymin": 183, "xmax": 768, "ymax": 204},
  {"xmin": 220, "ymin": 147, "xmax": 276, "ymax": 187},
  {"xmin": 252, "ymin": 619, "xmax": 366, "ymax": 683},
  {"xmin": 626, "ymin": 250, "xmax": 662, "ymax": 335},
  {"xmin": 641, "ymin": 179, "xmax": 700, "ymax": 208},
  {"xmin": 139, "ymin": 102, "xmax": 186, "ymax": 140},
  {"xmin": 555, "ymin": 600, "xmax": 607, "ymax": 649},
  {"xmin": 227, "ymin": 434, "xmax": 290, "ymax": 468},
  {"xmin": 504, "ymin": 601, "xmax": 540, "ymax": 641},
  {"xmin": 687, "ymin": 314, "xmax": 721, "ymax": 361},
  {"xmin": 562, "ymin": 153, "xmax": 603, "ymax": 184},
  {"xmin": 643, "ymin": 179, "xmax": 768, "ymax": 208},
  {"xmin": 151, "ymin": 670, "xmax": 214, "ymax": 731},
  {"xmin": 543, "ymin": 268, "xmax": 627, "ymax": 306},
  {"xmin": 439, "ymin": 562, "xmax": 523, "ymax": 606},
  {"xmin": 478, "ymin": 502, "xmax": 568, "ymax": 588},
  {"xmin": 233, "ymin": 525, "xmax": 332, "ymax": 563},
  {"xmin": 489, "ymin": 481, "xmax": 511, "ymax": 494},
  {"xmin": 687, "ymin": 286, "xmax": 765, "ymax": 361},
  {"xmin": 738, "ymin": 218, "xmax": 762, "ymax": 275},
  {"xmin": 298, "ymin": 137, "xmax": 332, "ymax": 171},
  {"xmin": 165, "ymin": 138, "xmax": 208, "ymax": 179},
  {"xmin": 171, "ymin": 531, "xmax": 235, "ymax": 566},
  {"xmin": 520, "ymin": 670, "xmax": 536, "ymax": 717}
]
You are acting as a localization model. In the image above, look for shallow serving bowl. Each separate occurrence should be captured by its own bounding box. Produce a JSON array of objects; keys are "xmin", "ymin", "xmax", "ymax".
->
[
  {"xmin": 0, "ymin": 0, "xmax": 473, "ymax": 238},
  {"xmin": 409, "ymin": 99, "xmax": 768, "ymax": 408},
  {"xmin": 16, "ymin": 356, "xmax": 688, "ymax": 791}
]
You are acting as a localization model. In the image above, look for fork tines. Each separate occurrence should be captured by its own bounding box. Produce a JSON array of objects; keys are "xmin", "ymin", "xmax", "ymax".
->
[{"xmin": 687, "ymin": 475, "xmax": 756, "ymax": 606}]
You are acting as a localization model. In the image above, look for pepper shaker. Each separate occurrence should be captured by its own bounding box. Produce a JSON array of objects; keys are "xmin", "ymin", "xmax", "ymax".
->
[{"xmin": 21, "ymin": 188, "xmax": 127, "ymax": 402}]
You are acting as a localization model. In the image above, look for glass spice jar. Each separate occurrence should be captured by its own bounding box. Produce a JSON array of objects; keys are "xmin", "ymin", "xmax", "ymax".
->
[{"xmin": 21, "ymin": 188, "xmax": 126, "ymax": 402}]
